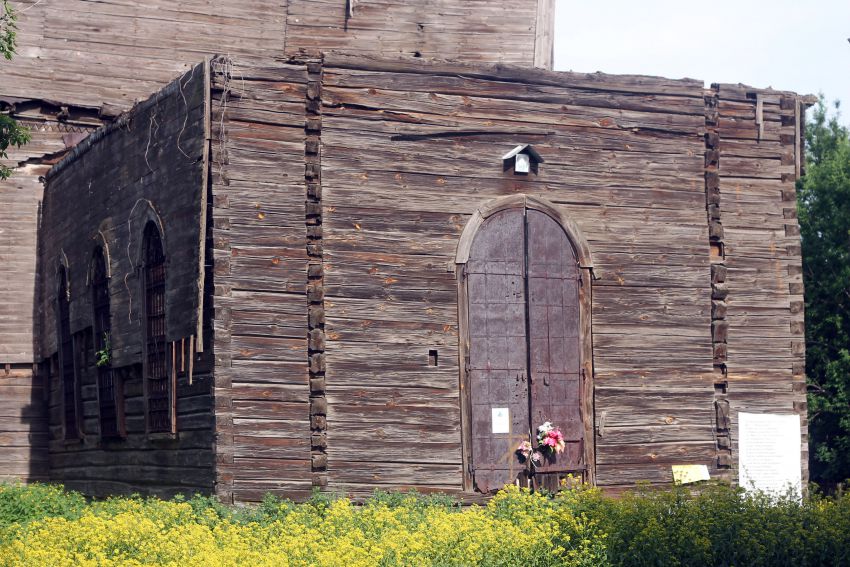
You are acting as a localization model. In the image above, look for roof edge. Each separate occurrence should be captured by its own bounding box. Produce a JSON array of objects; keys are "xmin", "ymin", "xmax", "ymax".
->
[{"xmin": 45, "ymin": 61, "xmax": 207, "ymax": 182}]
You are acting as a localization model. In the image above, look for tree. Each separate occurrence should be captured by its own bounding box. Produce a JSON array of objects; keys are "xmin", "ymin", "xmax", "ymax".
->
[
  {"xmin": 1, "ymin": 0, "xmax": 31, "ymax": 180},
  {"xmin": 797, "ymin": 99, "xmax": 850, "ymax": 487}
]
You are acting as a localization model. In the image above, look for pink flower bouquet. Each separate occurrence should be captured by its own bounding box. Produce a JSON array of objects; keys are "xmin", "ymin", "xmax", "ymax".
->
[
  {"xmin": 536, "ymin": 421, "xmax": 566, "ymax": 455},
  {"xmin": 517, "ymin": 421, "xmax": 566, "ymax": 470}
]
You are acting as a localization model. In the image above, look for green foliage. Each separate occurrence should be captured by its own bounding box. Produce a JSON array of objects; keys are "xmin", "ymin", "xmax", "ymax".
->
[
  {"xmin": 797, "ymin": 99, "xmax": 850, "ymax": 487},
  {"xmin": 572, "ymin": 482, "xmax": 850, "ymax": 567},
  {"xmin": 369, "ymin": 488, "xmax": 459, "ymax": 511},
  {"xmin": 0, "ymin": 0, "xmax": 16, "ymax": 60},
  {"xmin": 0, "ymin": 483, "xmax": 86, "ymax": 543},
  {"xmin": 94, "ymin": 332, "xmax": 111, "ymax": 367},
  {"xmin": 1, "ymin": 0, "xmax": 31, "ymax": 180}
]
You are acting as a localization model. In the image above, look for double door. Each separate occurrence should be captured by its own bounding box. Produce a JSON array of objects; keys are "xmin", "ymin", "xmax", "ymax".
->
[{"xmin": 465, "ymin": 207, "xmax": 585, "ymax": 492}]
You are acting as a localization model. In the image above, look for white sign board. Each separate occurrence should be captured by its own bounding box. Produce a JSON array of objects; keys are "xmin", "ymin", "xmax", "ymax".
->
[
  {"xmin": 491, "ymin": 408, "xmax": 510, "ymax": 434},
  {"xmin": 738, "ymin": 412, "xmax": 802, "ymax": 496}
]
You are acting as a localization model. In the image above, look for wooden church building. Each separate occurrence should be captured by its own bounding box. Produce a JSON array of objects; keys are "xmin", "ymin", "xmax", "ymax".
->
[{"xmin": 1, "ymin": 1, "xmax": 812, "ymax": 502}]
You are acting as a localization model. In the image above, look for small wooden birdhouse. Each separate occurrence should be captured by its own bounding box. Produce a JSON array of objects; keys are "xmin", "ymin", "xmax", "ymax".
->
[{"xmin": 502, "ymin": 144, "xmax": 543, "ymax": 175}]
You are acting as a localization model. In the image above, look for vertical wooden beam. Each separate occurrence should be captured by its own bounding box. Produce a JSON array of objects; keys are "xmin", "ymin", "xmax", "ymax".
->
[
  {"xmin": 579, "ymin": 268, "xmax": 596, "ymax": 487},
  {"xmin": 456, "ymin": 264, "xmax": 473, "ymax": 492},
  {"xmin": 188, "ymin": 335, "xmax": 194, "ymax": 386},
  {"xmin": 794, "ymin": 97, "xmax": 802, "ymax": 178},
  {"xmin": 533, "ymin": 0, "xmax": 556, "ymax": 70},
  {"xmin": 171, "ymin": 340, "xmax": 177, "ymax": 435},
  {"xmin": 781, "ymin": 93, "xmax": 808, "ymax": 489},
  {"xmin": 209, "ymin": 55, "xmax": 235, "ymax": 504},
  {"xmin": 705, "ymin": 85, "xmax": 732, "ymax": 477},
  {"xmin": 305, "ymin": 57, "xmax": 328, "ymax": 490},
  {"xmin": 195, "ymin": 57, "xmax": 212, "ymax": 353}
]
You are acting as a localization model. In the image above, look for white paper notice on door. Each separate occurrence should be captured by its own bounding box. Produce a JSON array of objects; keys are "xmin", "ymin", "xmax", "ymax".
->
[
  {"xmin": 492, "ymin": 408, "xmax": 510, "ymax": 434},
  {"xmin": 739, "ymin": 412, "xmax": 802, "ymax": 497}
]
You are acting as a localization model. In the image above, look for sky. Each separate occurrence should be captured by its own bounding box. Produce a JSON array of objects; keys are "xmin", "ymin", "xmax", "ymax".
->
[{"xmin": 554, "ymin": 0, "xmax": 850, "ymax": 122}]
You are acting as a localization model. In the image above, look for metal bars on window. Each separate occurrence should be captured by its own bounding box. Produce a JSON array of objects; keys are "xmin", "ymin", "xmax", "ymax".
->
[
  {"xmin": 92, "ymin": 248, "xmax": 123, "ymax": 438},
  {"xmin": 143, "ymin": 223, "xmax": 172, "ymax": 434},
  {"xmin": 57, "ymin": 267, "xmax": 79, "ymax": 439}
]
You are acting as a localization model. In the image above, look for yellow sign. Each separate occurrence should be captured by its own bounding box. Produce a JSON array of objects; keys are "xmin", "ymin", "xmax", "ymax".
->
[{"xmin": 672, "ymin": 464, "xmax": 711, "ymax": 485}]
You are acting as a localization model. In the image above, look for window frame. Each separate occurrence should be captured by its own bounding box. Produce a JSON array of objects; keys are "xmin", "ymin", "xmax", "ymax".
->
[
  {"xmin": 141, "ymin": 221, "xmax": 176, "ymax": 436},
  {"xmin": 56, "ymin": 265, "xmax": 81, "ymax": 441},
  {"xmin": 91, "ymin": 245, "xmax": 125, "ymax": 439}
]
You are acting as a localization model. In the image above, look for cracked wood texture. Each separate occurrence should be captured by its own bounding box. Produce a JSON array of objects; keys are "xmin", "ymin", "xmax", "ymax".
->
[
  {"xmin": 319, "ymin": 55, "xmax": 714, "ymax": 493},
  {"xmin": 5, "ymin": 0, "xmax": 552, "ymax": 112},
  {"xmin": 1, "ymin": 48, "xmax": 810, "ymax": 497},
  {"xmin": 285, "ymin": 0, "xmax": 553, "ymax": 69},
  {"xmin": 714, "ymin": 85, "xmax": 809, "ymax": 485},
  {"xmin": 316, "ymin": 54, "xmax": 807, "ymax": 494},
  {"xmin": 209, "ymin": 59, "xmax": 313, "ymax": 503}
]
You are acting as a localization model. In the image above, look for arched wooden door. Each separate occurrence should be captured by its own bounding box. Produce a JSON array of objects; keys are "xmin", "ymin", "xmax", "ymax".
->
[{"xmin": 463, "ymin": 205, "xmax": 586, "ymax": 492}]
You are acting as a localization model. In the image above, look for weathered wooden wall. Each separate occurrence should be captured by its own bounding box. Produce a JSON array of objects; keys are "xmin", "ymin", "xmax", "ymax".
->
[
  {"xmin": 314, "ymin": 54, "xmax": 716, "ymax": 494},
  {"xmin": 284, "ymin": 0, "xmax": 554, "ymax": 68},
  {"xmin": 37, "ymin": 66, "xmax": 215, "ymax": 496},
  {"xmin": 1, "ymin": 7, "xmax": 808, "ymax": 495},
  {"xmin": 2, "ymin": 0, "xmax": 555, "ymax": 490},
  {"xmin": 7, "ymin": 0, "xmax": 289, "ymax": 110},
  {"xmin": 0, "ymin": 101, "xmax": 101, "ymax": 482},
  {"xmin": 0, "ymin": 366, "xmax": 46, "ymax": 482},
  {"xmin": 203, "ymin": 55, "xmax": 809, "ymax": 500},
  {"xmin": 209, "ymin": 57, "xmax": 313, "ymax": 503},
  {"xmin": 6, "ymin": 0, "xmax": 553, "ymax": 115},
  {"xmin": 711, "ymin": 85, "xmax": 810, "ymax": 484}
]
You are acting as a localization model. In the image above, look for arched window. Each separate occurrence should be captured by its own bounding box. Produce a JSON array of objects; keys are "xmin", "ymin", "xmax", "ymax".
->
[
  {"xmin": 142, "ymin": 222, "xmax": 173, "ymax": 434},
  {"xmin": 456, "ymin": 196, "xmax": 594, "ymax": 493},
  {"xmin": 57, "ymin": 266, "xmax": 80, "ymax": 439},
  {"xmin": 92, "ymin": 247, "xmax": 124, "ymax": 438}
]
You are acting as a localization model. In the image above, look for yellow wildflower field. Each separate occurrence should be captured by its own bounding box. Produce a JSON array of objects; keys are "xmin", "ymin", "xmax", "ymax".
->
[{"xmin": 0, "ymin": 484, "xmax": 607, "ymax": 566}]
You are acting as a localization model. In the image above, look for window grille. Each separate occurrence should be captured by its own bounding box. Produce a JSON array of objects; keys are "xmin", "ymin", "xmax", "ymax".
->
[
  {"xmin": 57, "ymin": 267, "xmax": 79, "ymax": 439},
  {"xmin": 143, "ymin": 223, "xmax": 173, "ymax": 434},
  {"xmin": 92, "ymin": 248, "xmax": 124, "ymax": 438}
]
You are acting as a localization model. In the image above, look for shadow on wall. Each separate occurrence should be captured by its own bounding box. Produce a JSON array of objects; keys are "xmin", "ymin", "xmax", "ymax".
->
[
  {"xmin": 28, "ymin": 198, "xmax": 49, "ymax": 483},
  {"xmin": 0, "ymin": 363, "xmax": 48, "ymax": 483},
  {"xmin": 0, "ymin": 188, "xmax": 49, "ymax": 484}
]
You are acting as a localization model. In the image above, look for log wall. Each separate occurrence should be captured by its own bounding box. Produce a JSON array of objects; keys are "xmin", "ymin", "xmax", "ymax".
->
[
  {"xmin": 309, "ymin": 56, "xmax": 810, "ymax": 494},
  {"xmin": 204, "ymin": 55, "xmax": 809, "ymax": 499},
  {"xmin": 209, "ymin": 57, "xmax": 313, "ymax": 503},
  {"xmin": 36, "ymin": 66, "xmax": 214, "ymax": 497},
  {"xmin": 6, "ymin": 48, "xmax": 810, "ymax": 497},
  {"xmin": 284, "ymin": 0, "xmax": 554, "ymax": 69},
  {"xmin": 713, "ymin": 85, "xmax": 810, "ymax": 485},
  {"xmin": 6, "ymin": 0, "xmax": 552, "ymax": 114},
  {"xmin": 2, "ymin": 0, "xmax": 554, "ymax": 490},
  {"xmin": 316, "ymin": 55, "xmax": 716, "ymax": 494},
  {"xmin": 6, "ymin": 0, "xmax": 289, "ymax": 110}
]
